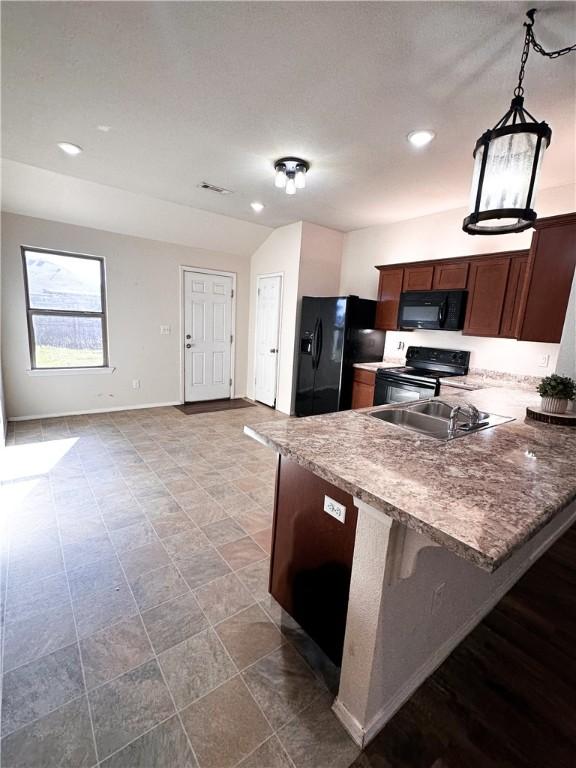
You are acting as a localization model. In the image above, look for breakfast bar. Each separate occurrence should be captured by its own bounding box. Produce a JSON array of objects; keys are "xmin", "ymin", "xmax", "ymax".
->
[{"xmin": 245, "ymin": 387, "xmax": 576, "ymax": 747}]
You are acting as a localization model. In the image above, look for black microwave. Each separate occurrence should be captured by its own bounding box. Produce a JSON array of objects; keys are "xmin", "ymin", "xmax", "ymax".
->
[{"xmin": 397, "ymin": 290, "xmax": 467, "ymax": 330}]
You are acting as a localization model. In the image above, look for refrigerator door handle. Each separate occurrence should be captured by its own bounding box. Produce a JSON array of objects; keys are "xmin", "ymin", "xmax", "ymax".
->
[
  {"xmin": 315, "ymin": 319, "xmax": 323, "ymax": 369},
  {"xmin": 311, "ymin": 319, "xmax": 319, "ymax": 369}
]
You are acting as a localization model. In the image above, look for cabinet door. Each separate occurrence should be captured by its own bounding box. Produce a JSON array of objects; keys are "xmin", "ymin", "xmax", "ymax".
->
[
  {"xmin": 463, "ymin": 258, "xmax": 510, "ymax": 337},
  {"xmin": 403, "ymin": 265, "xmax": 433, "ymax": 291},
  {"xmin": 516, "ymin": 216, "xmax": 576, "ymax": 342},
  {"xmin": 351, "ymin": 370, "xmax": 376, "ymax": 409},
  {"xmin": 270, "ymin": 456, "xmax": 358, "ymax": 665},
  {"xmin": 375, "ymin": 268, "xmax": 404, "ymax": 330},
  {"xmin": 499, "ymin": 255, "xmax": 528, "ymax": 338},
  {"xmin": 433, "ymin": 262, "xmax": 469, "ymax": 290}
]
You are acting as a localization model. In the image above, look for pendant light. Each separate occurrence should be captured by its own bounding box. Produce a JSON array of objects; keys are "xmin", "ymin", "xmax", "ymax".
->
[
  {"xmin": 274, "ymin": 157, "xmax": 309, "ymax": 196},
  {"xmin": 463, "ymin": 9, "xmax": 575, "ymax": 235}
]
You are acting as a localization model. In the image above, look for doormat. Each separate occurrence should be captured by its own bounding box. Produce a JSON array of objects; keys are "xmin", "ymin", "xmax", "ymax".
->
[{"xmin": 174, "ymin": 398, "xmax": 257, "ymax": 415}]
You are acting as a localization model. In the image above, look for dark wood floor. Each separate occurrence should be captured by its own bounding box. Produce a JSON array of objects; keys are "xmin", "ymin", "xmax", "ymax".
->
[{"xmin": 351, "ymin": 524, "xmax": 576, "ymax": 768}]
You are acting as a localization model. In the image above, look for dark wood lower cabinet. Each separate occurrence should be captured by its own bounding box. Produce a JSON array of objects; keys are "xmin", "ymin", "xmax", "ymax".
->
[
  {"xmin": 270, "ymin": 456, "xmax": 358, "ymax": 665},
  {"xmin": 351, "ymin": 368, "xmax": 376, "ymax": 409}
]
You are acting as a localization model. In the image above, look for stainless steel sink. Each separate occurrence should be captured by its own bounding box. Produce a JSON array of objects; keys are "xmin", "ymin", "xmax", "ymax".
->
[
  {"xmin": 371, "ymin": 408, "xmax": 454, "ymax": 440},
  {"xmin": 370, "ymin": 400, "xmax": 514, "ymax": 441},
  {"xmin": 408, "ymin": 400, "xmax": 490, "ymax": 421}
]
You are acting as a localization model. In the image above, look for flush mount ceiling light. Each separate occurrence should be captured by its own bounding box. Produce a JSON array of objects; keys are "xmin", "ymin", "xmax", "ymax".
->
[
  {"xmin": 407, "ymin": 129, "xmax": 435, "ymax": 148},
  {"xmin": 57, "ymin": 142, "xmax": 83, "ymax": 156},
  {"xmin": 250, "ymin": 201, "xmax": 264, "ymax": 213},
  {"xmin": 274, "ymin": 157, "xmax": 309, "ymax": 195},
  {"xmin": 463, "ymin": 9, "xmax": 575, "ymax": 235}
]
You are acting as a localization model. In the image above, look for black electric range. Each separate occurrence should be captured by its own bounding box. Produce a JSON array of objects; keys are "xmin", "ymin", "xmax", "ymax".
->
[{"xmin": 374, "ymin": 346, "xmax": 470, "ymax": 406}]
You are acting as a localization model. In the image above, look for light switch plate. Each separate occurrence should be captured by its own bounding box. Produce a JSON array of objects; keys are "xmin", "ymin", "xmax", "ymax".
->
[{"xmin": 324, "ymin": 495, "xmax": 346, "ymax": 524}]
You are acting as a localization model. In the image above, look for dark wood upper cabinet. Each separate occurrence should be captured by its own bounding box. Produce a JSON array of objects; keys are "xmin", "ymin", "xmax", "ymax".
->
[
  {"xmin": 375, "ymin": 267, "xmax": 403, "ymax": 330},
  {"xmin": 373, "ymin": 213, "xmax": 575, "ymax": 341},
  {"xmin": 403, "ymin": 265, "xmax": 433, "ymax": 291},
  {"xmin": 516, "ymin": 213, "xmax": 576, "ymax": 343},
  {"xmin": 499, "ymin": 253, "xmax": 529, "ymax": 338},
  {"xmin": 463, "ymin": 257, "xmax": 511, "ymax": 337},
  {"xmin": 432, "ymin": 261, "xmax": 469, "ymax": 290}
]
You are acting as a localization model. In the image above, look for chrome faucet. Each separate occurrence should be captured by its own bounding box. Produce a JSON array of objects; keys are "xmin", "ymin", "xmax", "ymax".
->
[{"xmin": 448, "ymin": 402, "xmax": 480, "ymax": 435}]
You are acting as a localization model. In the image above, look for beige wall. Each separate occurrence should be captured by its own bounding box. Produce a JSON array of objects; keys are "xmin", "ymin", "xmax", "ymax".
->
[
  {"xmin": 339, "ymin": 183, "xmax": 576, "ymax": 376},
  {"xmin": 2, "ymin": 212, "xmax": 251, "ymax": 419},
  {"xmin": 298, "ymin": 222, "xmax": 343, "ymax": 298},
  {"xmin": 247, "ymin": 221, "xmax": 344, "ymax": 415},
  {"xmin": 2, "ymin": 161, "xmax": 272, "ymax": 258},
  {"xmin": 246, "ymin": 223, "xmax": 303, "ymax": 414}
]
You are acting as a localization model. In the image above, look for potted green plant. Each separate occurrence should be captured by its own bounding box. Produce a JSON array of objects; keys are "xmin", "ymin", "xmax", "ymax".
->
[{"xmin": 537, "ymin": 374, "xmax": 576, "ymax": 414}]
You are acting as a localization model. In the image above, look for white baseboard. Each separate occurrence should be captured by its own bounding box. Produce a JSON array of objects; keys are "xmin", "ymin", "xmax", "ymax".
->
[
  {"xmin": 333, "ymin": 501, "xmax": 576, "ymax": 748},
  {"xmin": 331, "ymin": 699, "xmax": 365, "ymax": 747},
  {"xmin": 8, "ymin": 401, "xmax": 182, "ymax": 421}
]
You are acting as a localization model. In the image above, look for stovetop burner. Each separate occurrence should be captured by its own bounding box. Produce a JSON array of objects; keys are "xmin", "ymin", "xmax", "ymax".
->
[
  {"xmin": 384, "ymin": 366, "xmax": 465, "ymax": 380},
  {"xmin": 378, "ymin": 346, "xmax": 471, "ymax": 381}
]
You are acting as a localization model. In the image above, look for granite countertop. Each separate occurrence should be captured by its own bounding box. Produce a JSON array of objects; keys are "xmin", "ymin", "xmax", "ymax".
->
[{"xmin": 245, "ymin": 388, "xmax": 576, "ymax": 572}]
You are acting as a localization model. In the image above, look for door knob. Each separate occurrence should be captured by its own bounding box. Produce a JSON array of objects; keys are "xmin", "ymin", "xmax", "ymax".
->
[
  {"xmin": 269, "ymin": 348, "xmax": 278, "ymax": 353},
  {"xmin": 186, "ymin": 334, "xmax": 191, "ymax": 340},
  {"xmin": 186, "ymin": 343, "xmax": 192, "ymax": 349}
]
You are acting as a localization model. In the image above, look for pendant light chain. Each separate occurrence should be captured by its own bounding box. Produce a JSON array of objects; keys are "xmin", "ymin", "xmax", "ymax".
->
[{"xmin": 515, "ymin": 8, "xmax": 576, "ymax": 97}]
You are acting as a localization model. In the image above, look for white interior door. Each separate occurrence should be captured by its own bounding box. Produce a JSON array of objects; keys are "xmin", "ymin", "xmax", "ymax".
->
[
  {"xmin": 254, "ymin": 274, "xmax": 282, "ymax": 407},
  {"xmin": 184, "ymin": 271, "xmax": 233, "ymax": 402}
]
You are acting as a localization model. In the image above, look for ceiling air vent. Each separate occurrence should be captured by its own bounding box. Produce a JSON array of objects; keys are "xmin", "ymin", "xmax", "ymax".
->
[{"xmin": 197, "ymin": 181, "xmax": 233, "ymax": 195}]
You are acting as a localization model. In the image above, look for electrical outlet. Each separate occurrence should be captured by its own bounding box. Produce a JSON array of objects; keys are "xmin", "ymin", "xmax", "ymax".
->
[
  {"xmin": 160, "ymin": 325, "xmax": 171, "ymax": 335},
  {"xmin": 538, "ymin": 354, "xmax": 550, "ymax": 368},
  {"xmin": 132, "ymin": 379, "xmax": 141, "ymax": 390},
  {"xmin": 323, "ymin": 496, "xmax": 346, "ymax": 524},
  {"xmin": 431, "ymin": 582, "xmax": 445, "ymax": 615}
]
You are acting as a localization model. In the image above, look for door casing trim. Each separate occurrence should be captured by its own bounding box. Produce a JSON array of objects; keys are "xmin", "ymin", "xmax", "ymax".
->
[
  {"xmin": 254, "ymin": 272, "xmax": 284, "ymax": 408},
  {"xmin": 180, "ymin": 266, "xmax": 237, "ymax": 404}
]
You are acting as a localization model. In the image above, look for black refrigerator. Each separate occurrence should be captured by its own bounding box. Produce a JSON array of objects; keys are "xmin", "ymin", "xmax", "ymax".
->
[{"xmin": 295, "ymin": 296, "xmax": 386, "ymax": 417}]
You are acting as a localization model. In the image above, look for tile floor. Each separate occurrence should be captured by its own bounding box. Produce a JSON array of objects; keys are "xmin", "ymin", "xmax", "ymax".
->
[{"xmin": 0, "ymin": 404, "xmax": 359, "ymax": 768}]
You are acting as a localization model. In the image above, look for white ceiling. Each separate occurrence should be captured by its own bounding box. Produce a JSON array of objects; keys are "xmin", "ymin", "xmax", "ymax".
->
[{"xmin": 2, "ymin": 1, "xmax": 575, "ymax": 232}]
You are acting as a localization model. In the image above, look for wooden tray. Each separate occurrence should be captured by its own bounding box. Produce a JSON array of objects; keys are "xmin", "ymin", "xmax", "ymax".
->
[{"xmin": 526, "ymin": 406, "xmax": 576, "ymax": 426}]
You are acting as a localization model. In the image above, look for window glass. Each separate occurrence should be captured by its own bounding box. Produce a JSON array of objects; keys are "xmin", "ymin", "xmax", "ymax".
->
[
  {"xmin": 24, "ymin": 251, "xmax": 102, "ymax": 312},
  {"xmin": 31, "ymin": 315, "xmax": 104, "ymax": 368}
]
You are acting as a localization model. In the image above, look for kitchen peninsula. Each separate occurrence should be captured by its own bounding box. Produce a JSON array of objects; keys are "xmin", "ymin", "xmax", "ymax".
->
[{"xmin": 245, "ymin": 388, "xmax": 576, "ymax": 747}]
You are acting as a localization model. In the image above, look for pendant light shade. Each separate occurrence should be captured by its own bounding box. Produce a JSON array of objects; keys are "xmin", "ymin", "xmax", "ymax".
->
[
  {"xmin": 462, "ymin": 8, "xmax": 574, "ymax": 236},
  {"xmin": 463, "ymin": 96, "xmax": 551, "ymax": 235}
]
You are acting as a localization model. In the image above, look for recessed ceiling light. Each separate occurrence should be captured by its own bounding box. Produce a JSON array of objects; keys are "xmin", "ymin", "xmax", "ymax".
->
[
  {"xmin": 57, "ymin": 142, "xmax": 83, "ymax": 156},
  {"xmin": 97, "ymin": 125, "xmax": 111, "ymax": 132},
  {"xmin": 407, "ymin": 130, "xmax": 435, "ymax": 148},
  {"xmin": 250, "ymin": 202, "xmax": 264, "ymax": 213}
]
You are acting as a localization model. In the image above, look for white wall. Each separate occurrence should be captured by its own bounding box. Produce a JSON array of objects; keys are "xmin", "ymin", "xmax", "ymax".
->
[
  {"xmin": 1, "ymin": 212, "xmax": 251, "ymax": 419},
  {"xmin": 246, "ymin": 223, "xmax": 303, "ymax": 414},
  {"xmin": 246, "ymin": 221, "xmax": 344, "ymax": 415},
  {"xmin": 339, "ymin": 183, "xmax": 576, "ymax": 376},
  {"xmin": 2, "ymin": 160, "xmax": 272, "ymax": 258}
]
